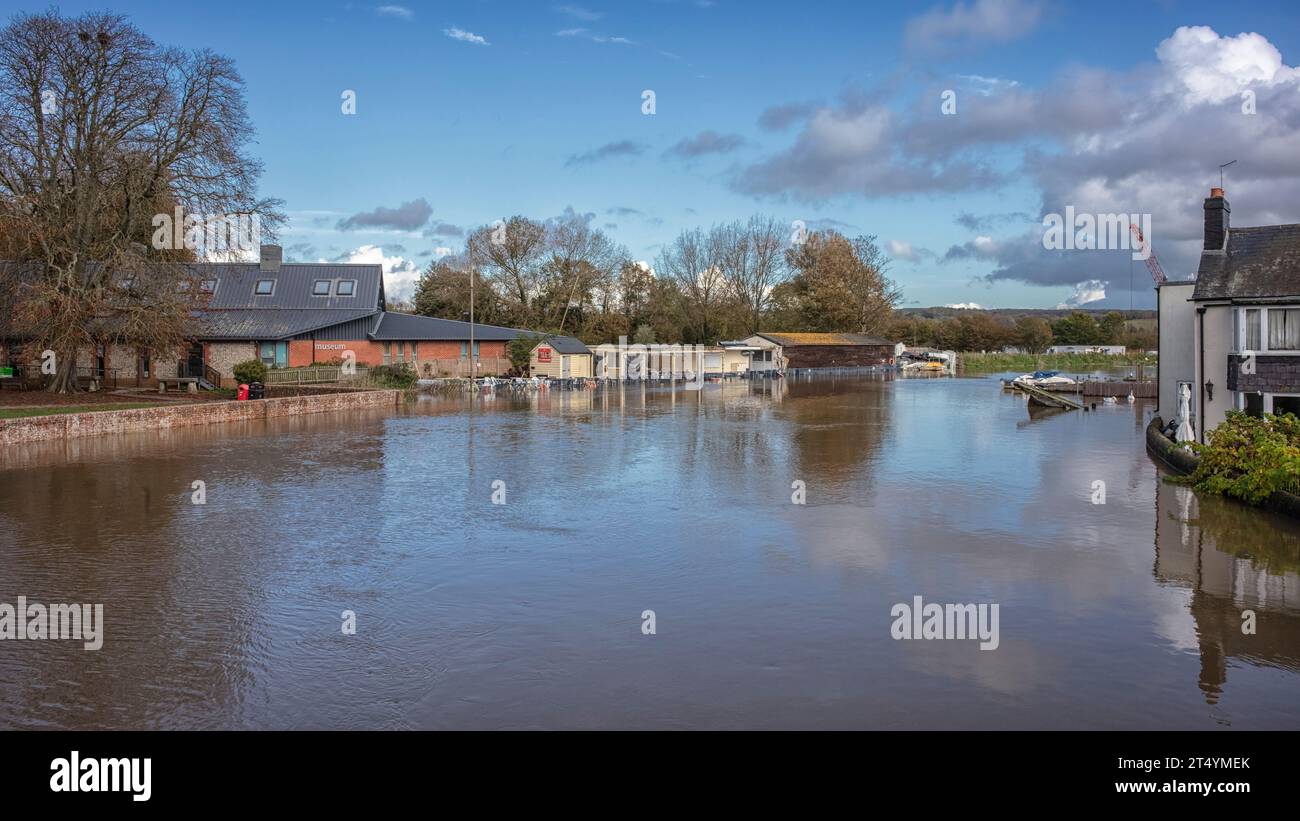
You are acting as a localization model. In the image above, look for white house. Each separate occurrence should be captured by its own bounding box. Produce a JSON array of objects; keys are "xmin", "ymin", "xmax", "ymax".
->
[{"xmin": 1158, "ymin": 188, "xmax": 1300, "ymax": 443}]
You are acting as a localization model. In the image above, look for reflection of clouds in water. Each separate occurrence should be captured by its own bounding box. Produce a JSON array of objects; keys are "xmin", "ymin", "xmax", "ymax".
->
[
  {"xmin": 1153, "ymin": 586, "xmax": 1199, "ymax": 653},
  {"xmin": 904, "ymin": 638, "xmax": 1062, "ymax": 697},
  {"xmin": 791, "ymin": 504, "xmax": 889, "ymax": 573}
]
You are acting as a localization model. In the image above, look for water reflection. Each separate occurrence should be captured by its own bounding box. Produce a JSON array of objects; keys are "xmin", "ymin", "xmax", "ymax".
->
[
  {"xmin": 0, "ymin": 375, "xmax": 1297, "ymax": 728},
  {"xmin": 1154, "ymin": 478, "xmax": 1300, "ymax": 705}
]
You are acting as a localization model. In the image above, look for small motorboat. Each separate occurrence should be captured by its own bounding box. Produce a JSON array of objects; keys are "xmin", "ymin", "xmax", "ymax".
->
[{"xmin": 1013, "ymin": 370, "xmax": 1077, "ymax": 389}]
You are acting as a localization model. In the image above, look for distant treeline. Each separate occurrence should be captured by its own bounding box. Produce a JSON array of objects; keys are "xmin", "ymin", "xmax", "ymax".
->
[
  {"xmin": 406, "ymin": 213, "xmax": 900, "ymax": 345},
  {"xmin": 889, "ymin": 310, "xmax": 1156, "ymax": 353}
]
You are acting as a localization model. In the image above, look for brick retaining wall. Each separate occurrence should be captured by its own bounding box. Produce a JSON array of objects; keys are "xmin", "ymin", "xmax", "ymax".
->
[{"xmin": 0, "ymin": 389, "xmax": 401, "ymax": 445}]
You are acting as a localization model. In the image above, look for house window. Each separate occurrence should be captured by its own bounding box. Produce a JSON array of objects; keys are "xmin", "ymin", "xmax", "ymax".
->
[
  {"xmin": 1244, "ymin": 392, "xmax": 1264, "ymax": 418},
  {"xmin": 312, "ymin": 280, "xmax": 332, "ymax": 296},
  {"xmin": 336, "ymin": 280, "xmax": 356, "ymax": 296},
  {"xmin": 200, "ymin": 279, "xmax": 217, "ymax": 294},
  {"xmin": 1273, "ymin": 395, "xmax": 1300, "ymax": 418},
  {"xmin": 383, "ymin": 342, "xmax": 392, "ymax": 365},
  {"xmin": 459, "ymin": 342, "xmax": 479, "ymax": 358},
  {"xmin": 397, "ymin": 341, "xmax": 406, "ymax": 362},
  {"xmin": 255, "ymin": 279, "xmax": 275, "ymax": 295},
  {"xmin": 258, "ymin": 341, "xmax": 287, "ymax": 368},
  {"xmin": 1267, "ymin": 309, "xmax": 1300, "ymax": 351},
  {"xmin": 1243, "ymin": 308, "xmax": 1262, "ymax": 351}
]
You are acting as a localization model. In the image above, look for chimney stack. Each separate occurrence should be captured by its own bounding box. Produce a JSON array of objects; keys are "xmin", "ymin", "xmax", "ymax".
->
[
  {"xmin": 259, "ymin": 244, "xmax": 282, "ymax": 272},
  {"xmin": 1203, "ymin": 188, "xmax": 1230, "ymax": 251}
]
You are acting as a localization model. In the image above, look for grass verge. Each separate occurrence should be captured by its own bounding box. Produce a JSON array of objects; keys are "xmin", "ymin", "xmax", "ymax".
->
[
  {"xmin": 0, "ymin": 402, "xmax": 166, "ymax": 419},
  {"xmin": 961, "ymin": 352, "xmax": 1157, "ymax": 373}
]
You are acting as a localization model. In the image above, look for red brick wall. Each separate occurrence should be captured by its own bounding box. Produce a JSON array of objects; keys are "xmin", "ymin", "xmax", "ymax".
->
[{"xmin": 226, "ymin": 338, "xmax": 513, "ymax": 370}]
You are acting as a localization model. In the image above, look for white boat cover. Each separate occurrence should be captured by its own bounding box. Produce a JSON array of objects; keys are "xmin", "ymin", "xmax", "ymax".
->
[{"xmin": 1175, "ymin": 383, "xmax": 1195, "ymax": 445}]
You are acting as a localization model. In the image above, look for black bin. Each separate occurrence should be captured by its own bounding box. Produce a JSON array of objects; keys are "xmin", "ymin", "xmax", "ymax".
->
[{"xmin": 248, "ymin": 382, "xmax": 265, "ymax": 400}]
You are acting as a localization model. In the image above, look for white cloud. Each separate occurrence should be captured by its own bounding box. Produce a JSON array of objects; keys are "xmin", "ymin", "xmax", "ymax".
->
[
  {"xmin": 1056, "ymin": 280, "xmax": 1107, "ymax": 309},
  {"xmin": 332, "ymin": 244, "xmax": 422, "ymax": 300},
  {"xmin": 376, "ymin": 5, "xmax": 413, "ymax": 19},
  {"xmin": 904, "ymin": 0, "xmax": 1046, "ymax": 55},
  {"xmin": 1156, "ymin": 25, "xmax": 1300, "ymax": 105},
  {"xmin": 444, "ymin": 26, "xmax": 489, "ymax": 46},
  {"xmin": 556, "ymin": 28, "xmax": 636, "ymax": 45},
  {"xmin": 555, "ymin": 4, "xmax": 602, "ymax": 21},
  {"xmin": 945, "ymin": 302, "xmax": 984, "ymax": 309}
]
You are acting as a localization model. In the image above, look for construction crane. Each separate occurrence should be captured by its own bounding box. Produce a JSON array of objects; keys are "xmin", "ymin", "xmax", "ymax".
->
[{"xmin": 1129, "ymin": 223, "xmax": 1168, "ymax": 284}]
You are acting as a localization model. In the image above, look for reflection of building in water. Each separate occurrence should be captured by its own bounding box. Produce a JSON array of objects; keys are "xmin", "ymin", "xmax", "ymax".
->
[{"xmin": 1153, "ymin": 478, "xmax": 1300, "ymax": 703}]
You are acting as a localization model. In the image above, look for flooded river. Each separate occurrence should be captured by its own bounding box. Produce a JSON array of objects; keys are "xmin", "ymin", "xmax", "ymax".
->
[{"xmin": 2, "ymin": 374, "xmax": 1298, "ymax": 729}]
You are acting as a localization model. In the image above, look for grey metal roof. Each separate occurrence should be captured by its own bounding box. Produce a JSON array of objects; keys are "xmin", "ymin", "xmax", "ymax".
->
[
  {"xmin": 194, "ymin": 309, "xmax": 379, "ymax": 341},
  {"xmin": 535, "ymin": 335, "xmax": 591, "ymax": 354},
  {"xmin": 194, "ymin": 262, "xmax": 385, "ymax": 310},
  {"xmin": 1193, "ymin": 224, "xmax": 1300, "ymax": 302},
  {"xmin": 756, "ymin": 332, "xmax": 896, "ymax": 347},
  {"xmin": 370, "ymin": 312, "xmax": 532, "ymax": 341}
]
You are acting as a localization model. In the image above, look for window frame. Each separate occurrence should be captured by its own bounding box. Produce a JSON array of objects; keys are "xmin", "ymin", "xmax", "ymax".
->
[
  {"xmin": 254, "ymin": 279, "xmax": 276, "ymax": 296},
  {"xmin": 1235, "ymin": 306, "xmax": 1300, "ymax": 354},
  {"xmin": 311, "ymin": 279, "xmax": 332, "ymax": 296},
  {"xmin": 1270, "ymin": 393, "xmax": 1300, "ymax": 417},
  {"xmin": 336, "ymin": 279, "xmax": 356, "ymax": 296}
]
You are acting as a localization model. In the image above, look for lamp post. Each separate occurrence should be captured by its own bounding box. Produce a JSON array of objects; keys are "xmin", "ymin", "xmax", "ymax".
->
[{"xmin": 469, "ymin": 267, "xmax": 475, "ymax": 381}]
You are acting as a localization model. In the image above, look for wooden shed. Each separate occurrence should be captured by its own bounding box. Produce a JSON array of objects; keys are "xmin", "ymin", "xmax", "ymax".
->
[
  {"xmin": 530, "ymin": 336, "xmax": 593, "ymax": 378},
  {"xmin": 743, "ymin": 332, "xmax": 897, "ymax": 372}
]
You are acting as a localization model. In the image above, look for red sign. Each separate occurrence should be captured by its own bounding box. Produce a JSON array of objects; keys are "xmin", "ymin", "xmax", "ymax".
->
[{"xmin": 538, "ymin": 347, "xmax": 552, "ymax": 363}]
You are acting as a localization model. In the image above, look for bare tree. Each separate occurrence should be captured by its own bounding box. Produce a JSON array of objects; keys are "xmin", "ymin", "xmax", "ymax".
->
[
  {"xmin": 717, "ymin": 215, "xmax": 788, "ymax": 335},
  {"xmin": 0, "ymin": 10, "xmax": 282, "ymax": 391},
  {"xmin": 658, "ymin": 227, "xmax": 726, "ymax": 343},
  {"xmin": 543, "ymin": 210, "xmax": 624, "ymax": 335},
  {"xmin": 465, "ymin": 216, "xmax": 547, "ymax": 327}
]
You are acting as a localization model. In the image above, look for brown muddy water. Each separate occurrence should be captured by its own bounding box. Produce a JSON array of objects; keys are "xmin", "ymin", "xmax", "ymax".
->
[{"xmin": 1, "ymin": 374, "xmax": 1298, "ymax": 730}]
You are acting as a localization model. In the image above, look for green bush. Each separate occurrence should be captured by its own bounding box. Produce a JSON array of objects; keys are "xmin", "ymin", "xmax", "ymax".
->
[
  {"xmin": 507, "ymin": 334, "xmax": 543, "ymax": 376},
  {"xmin": 370, "ymin": 363, "xmax": 417, "ymax": 389},
  {"xmin": 232, "ymin": 359, "xmax": 267, "ymax": 384},
  {"xmin": 1182, "ymin": 411, "xmax": 1300, "ymax": 505}
]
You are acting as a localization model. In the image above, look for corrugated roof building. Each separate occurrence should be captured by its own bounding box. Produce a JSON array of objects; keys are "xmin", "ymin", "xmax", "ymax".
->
[
  {"xmin": 1, "ymin": 245, "xmax": 541, "ymax": 387},
  {"xmin": 742, "ymin": 332, "xmax": 898, "ymax": 372}
]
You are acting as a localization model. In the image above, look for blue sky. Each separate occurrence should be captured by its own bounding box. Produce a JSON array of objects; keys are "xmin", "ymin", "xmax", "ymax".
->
[{"xmin": 10, "ymin": 0, "xmax": 1300, "ymax": 309}]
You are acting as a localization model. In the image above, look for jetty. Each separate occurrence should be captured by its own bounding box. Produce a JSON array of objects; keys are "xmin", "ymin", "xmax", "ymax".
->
[{"xmin": 1015, "ymin": 381, "xmax": 1084, "ymax": 410}]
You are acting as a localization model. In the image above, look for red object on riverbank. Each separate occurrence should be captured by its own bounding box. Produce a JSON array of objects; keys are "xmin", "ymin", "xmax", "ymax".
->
[{"xmin": 237, "ymin": 384, "xmax": 249, "ymax": 401}]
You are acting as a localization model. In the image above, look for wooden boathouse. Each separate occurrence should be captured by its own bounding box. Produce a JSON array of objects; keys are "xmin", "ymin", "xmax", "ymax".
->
[{"xmin": 741, "ymin": 332, "xmax": 898, "ymax": 373}]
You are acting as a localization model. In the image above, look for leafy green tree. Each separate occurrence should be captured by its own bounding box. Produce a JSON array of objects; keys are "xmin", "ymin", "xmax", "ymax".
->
[
  {"xmin": 1014, "ymin": 317, "xmax": 1053, "ymax": 353},
  {"xmin": 783, "ymin": 232, "xmax": 901, "ymax": 334},
  {"xmin": 1099, "ymin": 311, "xmax": 1126, "ymax": 344},
  {"xmin": 1050, "ymin": 312, "xmax": 1104, "ymax": 345},
  {"xmin": 506, "ymin": 334, "xmax": 542, "ymax": 375},
  {"xmin": 412, "ymin": 256, "xmax": 506, "ymax": 326}
]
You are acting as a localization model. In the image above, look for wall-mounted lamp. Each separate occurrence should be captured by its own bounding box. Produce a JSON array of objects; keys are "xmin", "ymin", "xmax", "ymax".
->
[{"xmin": 1206, "ymin": 381, "xmax": 1215, "ymax": 401}]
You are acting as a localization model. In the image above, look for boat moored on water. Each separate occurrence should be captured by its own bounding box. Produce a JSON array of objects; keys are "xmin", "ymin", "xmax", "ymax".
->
[{"xmin": 1007, "ymin": 371, "xmax": 1078, "ymax": 389}]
